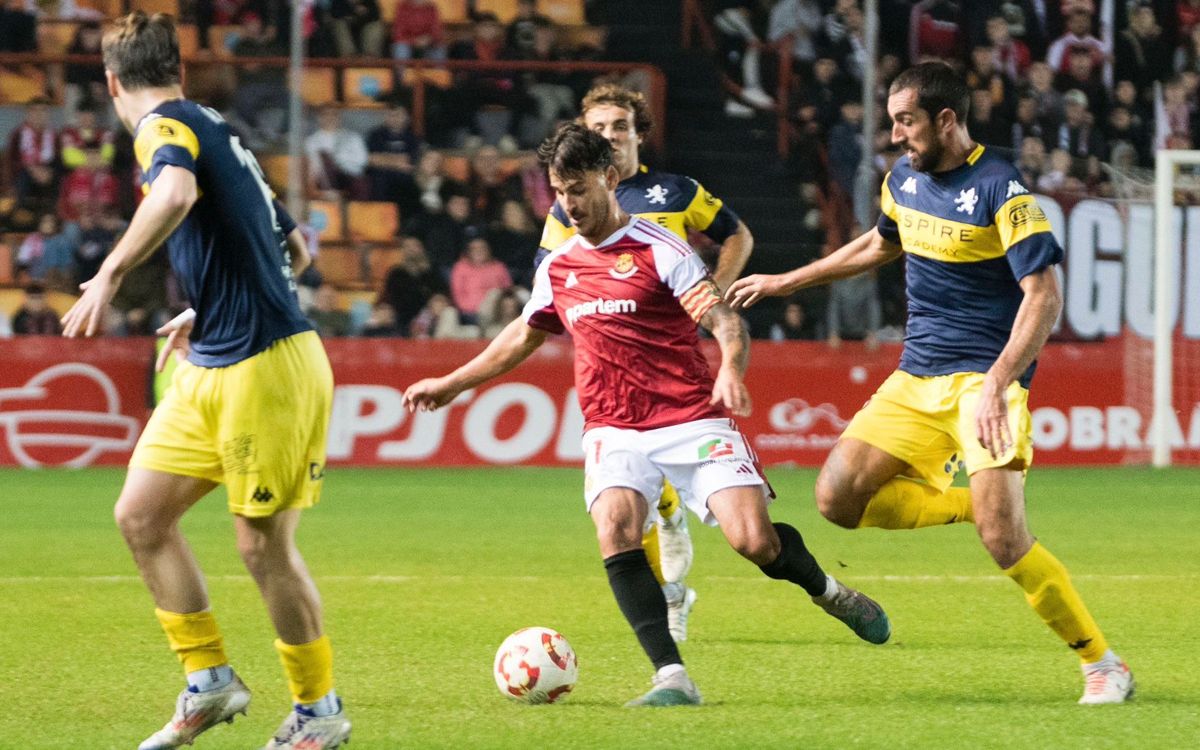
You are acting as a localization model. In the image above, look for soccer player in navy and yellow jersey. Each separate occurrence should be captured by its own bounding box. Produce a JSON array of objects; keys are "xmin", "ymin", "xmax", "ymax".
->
[
  {"xmin": 60, "ymin": 12, "xmax": 351, "ymax": 749},
  {"xmin": 536, "ymin": 84, "xmax": 755, "ymax": 644},
  {"xmin": 728, "ymin": 62, "xmax": 1134, "ymax": 704}
]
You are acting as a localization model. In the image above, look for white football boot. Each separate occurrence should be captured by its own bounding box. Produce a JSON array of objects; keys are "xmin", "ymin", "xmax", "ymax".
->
[
  {"xmin": 1079, "ymin": 656, "xmax": 1135, "ymax": 705},
  {"xmin": 138, "ymin": 674, "xmax": 252, "ymax": 750},
  {"xmin": 264, "ymin": 700, "xmax": 352, "ymax": 749}
]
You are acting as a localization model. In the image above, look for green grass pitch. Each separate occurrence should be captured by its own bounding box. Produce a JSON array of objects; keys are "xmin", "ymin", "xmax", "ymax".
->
[{"xmin": 0, "ymin": 466, "xmax": 1197, "ymax": 749}]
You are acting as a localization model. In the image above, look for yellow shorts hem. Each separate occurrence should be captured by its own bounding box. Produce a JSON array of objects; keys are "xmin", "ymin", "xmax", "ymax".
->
[
  {"xmin": 229, "ymin": 495, "xmax": 318, "ymax": 518},
  {"xmin": 128, "ymin": 458, "xmax": 224, "ymax": 485}
]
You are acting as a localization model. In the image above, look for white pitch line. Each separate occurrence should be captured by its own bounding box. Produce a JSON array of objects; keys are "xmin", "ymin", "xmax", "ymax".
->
[{"xmin": 0, "ymin": 573, "xmax": 1195, "ymax": 585}]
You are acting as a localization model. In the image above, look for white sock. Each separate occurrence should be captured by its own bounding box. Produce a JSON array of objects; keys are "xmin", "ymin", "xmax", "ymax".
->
[
  {"xmin": 655, "ymin": 663, "xmax": 685, "ymax": 681},
  {"xmin": 186, "ymin": 664, "xmax": 234, "ymax": 693},
  {"xmin": 1083, "ymin": 649, "xmax": 1120, "ymax": 670},
  {"xmin": 300, "ymin": 689, "xmax": 340, "ymax": 717},
  {"xmin": 816, "ymin": 574, "xmax": 839, "ymax": 601}
]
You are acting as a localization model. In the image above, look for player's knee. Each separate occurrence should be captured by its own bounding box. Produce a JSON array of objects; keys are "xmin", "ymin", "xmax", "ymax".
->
[
  {"xmin": 976, "ymin": 521, "xmax": 1030, "ymax": 569},
  {"xmin": 814, "ymin": 473, "xmax": 862, "ymax": 529},
  {"xmin": 236, "ymin": 528, "xmax": 280, "ymax": 579},
  {"xmin": 592, "ymin": 514, "xmax": 641, "ymax": 556},
  {"xmin": 729, "ymin": 525, "xmax": 779, "ymax": 566},
  {"xmin": 114, "ymin": 498, "xmax": 170, "ymax": 551}
]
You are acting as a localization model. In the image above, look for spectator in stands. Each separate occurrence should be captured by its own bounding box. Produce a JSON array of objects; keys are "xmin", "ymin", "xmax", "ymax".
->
[
  {"xmin": 359, "ymin": 301, "xmax": 402, "ymax": 336},
  {"xmin": 72, "ymin": 208, "xmax": 117, "ymax": 286},
  {"xmin": 392, "ymin": 0, "xmax": 447, "ymax": 62},
  {"xmin": 1055, "ymin": 46, "xmax": 1108, "ymax": 115},
  {"xmin": 406, "ymin": 185, "xmax": 473, "ymax": 273},
  {"xmin": 112, "ymin": 245, "xmax": 169, "ymax": 331},
  {"xmin": 506, "ymin": 0, "xmax": 552, "ymax": 58},
  {"xmin": 328, "ymin": 0, "xmax": 385, "ymax": 57},
  {"xmin": 517, "ymin": 25, "xmax": 581, "ymax": 143},
  {"xmin": 821, "ymin": 1, "xmax": 867, "ymax": 83},
  {"xmin": 1054, "ymin": 89, "xmax": 1106, "ymax": 161},
  {"xmin": 449, "ymin": 236, "xmax": 511, "ymax": 324},
  {"xmin": 1112, "ymin": 78, "xmax": 1151, "ymax": 128},
  {"xmin": 5, "ymin": 98, "xmax": 59, "ymax": 215},
  {"xmin": 1114, "ymin": 1, "xmax": 1172, "ymax": 93},
  {"xmin": 231, "ymin": 12, "xmax": 290, "ymax": 144},
  {"xmin": 0, "ymin": 0, "xmax": 37, "ymax": 52},
  {"xmin": 449, "ymin": 12, "xmax": 534, "ymax": 148},
  {"xmin": 1037, "ymin": 147, "xmax": 1084, "ymax": 192},
  {"xmin": 1178, "ymin": 22, "xmax": 1200, "ymax": 75},
  {"xmin": 826, "ymin": 99, "xmax": 863, "ymax": 199},
  {"xmin": 802, "ymin": 56, "xmax": 854, "ymax": 130},
  {"xmin": 11, "ymin": 282, "xmax": 62, "ymax": 335},
  {"xmin": 412, "ymin": 149, "xmax": 448, "ymax": 215},
  {"xmin": 1046, "ymin": 6, "xmax": 1107, "ymax": 73},
  {"xmin": 1016, "ymin": 135, "xmax": 1047, "ymax": 185},
  {"xmin": 712, "ymin": 1, "xmax": 775, "ymax": 116},
  {"xmin": 967, "ymin": 43, "xmax": 1015, "ymax": 116},
  {"xmin": 1010, "ymin": 93, "xmax": 1048, "ymax": 152},
  {"xmin": 59, "ymin": 105, "xmax": 114, "ymax": 170},
  {"xmin": 366, "ymin": 103, "xmax": 423, "ymax": 205},
  {"xmin": 770, "ymin": 300, "xmax": 818, "ymax": 341},
  {"xmin": 908, "ymin": 0, "xmax": 964, "ymax": 62},
  {"xmin": 1162, "ymin": 76, "xmax": 1195, "ymax": 145},
  {"xmin": 306, "ymin": 106, "xmax": 370, "ymax": 199},
  {"xmin": 1026, "ymin": 61, "xmax": 1065, "ymax": 124},
  {"xmin": 468, "ymin": 145, "xmax": 523, "ymax": 224},
  {"xmin": 478, "ymin": 286, "xmax": 528, "ymax": 338},
  {"xmin": 16, "ymin": 213, "xmax": 76, "ymax": 288},
  {"xmin": 379, "ymin": 235, "xmax": 447, "ymax": 332},
  {"xmin": 518, "ymin": 151, "xmax": 553, "ymax": 218},
  {"xmin": 768, "ymin": 0, "xmax": 823, "ymax": 71},
  {"xmin": 57, "ymin": 106, "xmax": 119, "ymax": 224},
  {"xmin": 1105, "ymin": 105, "xmax": 1151, "ymax": 167},
  {"xmin": 307, "ymin": 283, "xmax": 352, "ymax": 337},
  {"xmin": 969, "ymin": 88, "xmax": 1012, "ymax": 148},
  {"xmin": 409, "ymin": 292, "xmax": 479, "ymax": 338},
  {"xmin": 986, "ymin": 12, "xmax": 1031, "ymax": 80},
  {"xmin": 826, "ymin": 272, "xmax": 881, "ymax": 351},
  {"xmin": 486, "ymin": 199, "xmax": 539, "ymax": 286},
  {"xmin": 63, "ymin": 22, "xmax": 106, "ymax": 113}
]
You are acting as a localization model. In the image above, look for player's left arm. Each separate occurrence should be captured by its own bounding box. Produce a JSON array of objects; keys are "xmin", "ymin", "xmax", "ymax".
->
[
  {"xmin": 685, "ymin": 178, "xmax": 752, "ymax": 292},
  {"xmin": 687, "ymin": 279, "xmax": 752, "ymax": 416},
  {"xmin": 711, "ymin": 220, "xmax": 753, "ymax": 293},
  {"xmin": 62, "ymin": 165, "xmax": 198, "ymax": 337}
]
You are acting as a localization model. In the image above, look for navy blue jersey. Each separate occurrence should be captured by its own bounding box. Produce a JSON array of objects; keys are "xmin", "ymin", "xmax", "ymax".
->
[
  {"xmin": 536, "ymin": 165, "xmax": 740, "ymax": 267},
  {"xmin": 133, "ymin": 99, "xmax": 311, "ymax": 367},
  {"xmin": 876, "ymin": 145, "xmax": 1062, "ymax": 387}
]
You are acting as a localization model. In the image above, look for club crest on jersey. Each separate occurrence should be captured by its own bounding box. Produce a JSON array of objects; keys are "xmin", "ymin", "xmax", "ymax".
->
[
  {"xmin": 955, "ymin": 187, "xmax": 978, "ymax": 215},
  {"xmin": 645, "ymin": 184, "xmax": 669, "ymax": 205},
  {"xmin": 609, "ymin": 253, "xmax": 638, "ymax": 279}
]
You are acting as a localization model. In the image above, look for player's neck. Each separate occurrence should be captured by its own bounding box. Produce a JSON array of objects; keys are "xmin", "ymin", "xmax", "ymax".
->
[
  {"xmin": 617, "ymin": 163, "xmax": 638, "ymax": 181},
  {"xmin": 935, "ymin": 132, "xmax": 978, "ymax": 172},
  {"xmin": 581, "ymin": 207, "xmax": 630, "ymax": 246},
  {"xmin": 121, "ymin": 85, "xmax": 185, "ymax": 131}
]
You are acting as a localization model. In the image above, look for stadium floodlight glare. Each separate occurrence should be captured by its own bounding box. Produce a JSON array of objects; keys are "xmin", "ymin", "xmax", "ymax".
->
[{"xmin": 1153, "ymin": 149, "xmax": 1200, "ymax": 467}]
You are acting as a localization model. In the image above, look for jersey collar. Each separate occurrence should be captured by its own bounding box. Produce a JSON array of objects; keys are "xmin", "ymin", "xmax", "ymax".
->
[{"xmin": 576, "ymin": 215, "xmax": 638, "ymax": 249}]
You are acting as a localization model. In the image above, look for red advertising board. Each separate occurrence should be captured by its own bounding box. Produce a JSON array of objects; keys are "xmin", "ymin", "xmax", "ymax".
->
[{"xmin": 0, "ymin": 337, "xmax": 1196, "ymax": 469}]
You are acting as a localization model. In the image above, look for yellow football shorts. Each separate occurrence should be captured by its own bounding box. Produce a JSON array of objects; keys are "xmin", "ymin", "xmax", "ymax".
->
[
  {"xmin": 131, "ymin": 331, "xmax": 332, "ymax": 517},
  {"xmin": 840, "ymin": 370, "xmax": 1034, "ymax": 492}
]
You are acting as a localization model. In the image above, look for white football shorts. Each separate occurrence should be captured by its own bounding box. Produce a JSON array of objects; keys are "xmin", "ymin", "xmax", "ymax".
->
[{"xmin": 581, "ymin": 418, "xmax": 774, "ymax": 526}]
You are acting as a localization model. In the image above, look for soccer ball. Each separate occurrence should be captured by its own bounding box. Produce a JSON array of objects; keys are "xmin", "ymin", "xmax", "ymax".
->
[{"xmin": 493, "ymin": 627, "xmax": 578, "ymax": 704}]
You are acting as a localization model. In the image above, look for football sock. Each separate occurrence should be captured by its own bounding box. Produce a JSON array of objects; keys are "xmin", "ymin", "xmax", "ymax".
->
[
  {"xmin": 604, "ymin": 549, "xmax": 681, "ymax": 670},
  {"xmin": 655, "ymin": 663, "xmax": 686, "ymax": 681},
  {"xmin": 275, "ymin": 635, "xmax": 335, "ymax": 705},
  {"xmin": 857, "ymin": 478, "xmax": 974, "ymax": 529},
  {"xmin": 1003, "ymin": 542, "xmax": 1109, "ymax": 663},
  {"xmin": 155, "ymin": 608, "xmax": 229, "ymax": 674},
  {"xmin": 758, "ymin": 522, "xmax": 828, "ymax": 597},
  {"xmin": 299, "ymin": 689, "xmax": 341, "ymax": 717},
  {"xmin": 641, "ymin": 524, "xmax": 666, "ymax": 586},
  {"xmin": 186, "ymin": 664, "xmax": 234, "ymax": 693}
]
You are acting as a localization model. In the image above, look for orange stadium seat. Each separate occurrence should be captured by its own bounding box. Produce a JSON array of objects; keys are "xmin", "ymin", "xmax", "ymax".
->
[
  {"xmin": 131, "ymin": 0, "xmax": 179, "ymax": 16},
  {"xmin": 347, "ymin": 201, "xmax": 399, "ymax": 242},
  {"xmin": 434, "ymin": 0, "xmax": 469, "ymax": 23},
  {"xmin": 400, "ymin": 67, "xmax": 453, "ymax": 89},
  {"xmin": 343, "ymin": 68, "xmax": 392, "ymax": 106},
  {"xmin": 315, "ymin": 246, "xmax": 364, "ymax": 286},
  {"xmin": 0, "ymin": 68, "xmax": 46, "ymax": 104},
  {"xmin": 177, "ymin": 24, "xmax": 200, "ymax": 58},
  {"xmin": 259, "ymin": 154, "xmax": 293, "ymax": 193},
  {"xmin": 301, "ymin": 68, "xmax": 337, "ymax": 106},
  {"xmin": 76, "ymin": 0, "xmax": 124, "ymax": 15},
  {"xmin": 442, "ymin": 155, "xmax": 470, "ymax": 182},
  {"xmin": 543, "ymin": 0, "xmax": 585, "ymax": 25},
  {"xmin": 38, "ymin": 22, "xmax": 78, "ymax": 55},
  {"xmin": 378, "ymin": 0, "xmax": 401, "ymax": 22},
  {"xmin": 309, "ymin": 200, "xmax": 345, "ymax": 242},
  {"xmin": 368, "ymin": 246, "xmax": 404, "ymax": 286},
  {"xmin": 476, "ymin": 0, "xmax": 518, "ymax": 22},
  {"xmin": 207, "ymin": 25, "xmax": 237, "ymax": 56},
  {"xmin": 0, "ymin": 241, "xmax": 13, "ymax": 285}
]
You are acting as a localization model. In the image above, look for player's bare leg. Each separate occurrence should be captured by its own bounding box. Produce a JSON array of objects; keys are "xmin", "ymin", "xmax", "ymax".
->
[
  {"xmin": 592, "ymin": 488, "xmax": 700, "ymax": 707},
  {"xmin": 816, "ymin": 438, "xmax": 973, "ymax": 529},
  {"xmin": 972, "ymin": 467, "xmax": 1133, "ymax": 704},
  {"xmin": 708, "ymin": 486, "xmax": 891, "ymax": 644},
  {"xmin": 116, "ymin": 468, "xmax": 252, "ymax": 749},
  {"xmin": 235, "ymin": 511, "xmax": 351, "ymax": 747}
]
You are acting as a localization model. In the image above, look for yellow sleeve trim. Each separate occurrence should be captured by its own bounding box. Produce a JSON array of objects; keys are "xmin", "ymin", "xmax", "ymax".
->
[
  {"xmin": 683, "ymin": 179, "xmax": 723, "ymax": 234},
  {"xmin": 134, "ymin": 117, "xmax": 200, "ymax": 173},
  {"xmin": 539, "ymin": 211, "xmax": 576, "ymax": 250},
  {"xmin": 993, "ymin": 194, "xmax": 1053, "ymax": 251},
  {"xmin": 879, "ymin": 174, "xmax": 898, "ymax": 222}
]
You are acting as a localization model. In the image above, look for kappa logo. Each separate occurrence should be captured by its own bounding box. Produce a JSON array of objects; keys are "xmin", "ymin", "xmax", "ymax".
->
[
  {"xmin": 251, "ymin": 485, "xmax": 275, "ymax": 503},
  {"xmin": 609, "ymin": 252, "xmax": 638, "ymax": 280},
  {"xmin": 645, "ymin": 184, "xmax": 669, "ymax": 205},
  {"xmin": 900, "ymin": 176, "xmax": 918, "ymax": 195},
  {"xmin": 565, "ymin": 271, "xmax": 579, "ymax": 288},
  {"xmin": 1005, "ymin": 180, "xmax": 1028, "ymax": 198},
  {"xmin": 697, "ymin": 438, "xmax": 735, "ymax": 460},
  {"xmin": 955, "ymin": 187, "xmax": 979, "ymax": 215},
  {"xmin": 0, "ymin": 363, "xmax": 140, "ymax": 468}
]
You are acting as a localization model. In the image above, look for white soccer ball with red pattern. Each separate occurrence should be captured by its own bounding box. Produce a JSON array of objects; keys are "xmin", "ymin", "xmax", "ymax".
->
[{"xmin": 493, "ymin": 627, "xmax": 578, "ymax": 704}]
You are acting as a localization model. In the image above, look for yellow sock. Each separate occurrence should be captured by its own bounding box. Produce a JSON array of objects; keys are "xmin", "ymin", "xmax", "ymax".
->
[
  {"xmin": 1004, "ymin": 542, "xmax": 1109, "ymax": 663},
  {"xmin": 275, "ymin": 635, "xmax": 334, "ymax": 704},
  {"xmin": 857, "ymin": 477, "xmax": 974, "ymax": 529},
  {"xmin": 642, "ymin": 524, "xmax": 665, "ymax": 585},
  {"xmin": 155, "ymin": 608, "xmax": 228, "ymax": 673}
]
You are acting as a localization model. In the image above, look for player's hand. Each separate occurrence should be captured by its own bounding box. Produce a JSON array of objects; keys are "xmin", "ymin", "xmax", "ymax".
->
[
  {"xmin": 710, "ymin": 366, "xmax": 752, "ymax": 417},
  {"xmin": 975, "ymin": 376, "xmax": 1013, "ymax": 460},
  {"xmin": 403, "ymin": 377, "xmax": 459, "ymax": 412},
  {"xmin": 61, "ymin": 270, "xmax": 120, "ymax": 338},
  {"xmin": 155, "ymin": 308, "xmax": 196, "ymax": 373},
  {"xmin": 725, "ymin": 274, "xmax": 789, "ymax": 309}
]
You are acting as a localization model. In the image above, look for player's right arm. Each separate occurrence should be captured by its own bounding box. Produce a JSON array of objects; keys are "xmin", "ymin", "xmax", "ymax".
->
[
  {"xmin": 725, "ymin": 227, "xmax": 900, "ymax": 309},
  {"xmin": 62, "ymin": 165, "xmax": 198, "ymax": 337},
  {"xmin": 403, "ymin": 318, "xmax": 548, "ymax": 412}
]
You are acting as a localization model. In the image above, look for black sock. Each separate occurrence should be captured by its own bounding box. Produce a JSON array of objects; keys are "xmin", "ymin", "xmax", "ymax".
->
[
  {"xmin": 604, "ymin": 549, "xmax": 681, "ymax": 670},
  {"xmin": 758, "ymin": 522, "xmax": 828, "ymax": 597}
]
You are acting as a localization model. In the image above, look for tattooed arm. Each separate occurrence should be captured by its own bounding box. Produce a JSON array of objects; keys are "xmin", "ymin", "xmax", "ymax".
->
[{"xmin": 685, "ymin": 279, "xmax": 752, "ymax": 416}]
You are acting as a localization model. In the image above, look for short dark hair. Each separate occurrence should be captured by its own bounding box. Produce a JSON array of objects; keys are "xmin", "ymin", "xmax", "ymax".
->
[
  {"xmin": 102, "ymin": 11, "xmax": 180, "ymax": 90},
  {"xmin": 537, "ymin": 122, "xmax": 613, "ymax": 178},
  {"xmin": 889, "ymin": 62, "xmax": 970, "ymax": 123}
]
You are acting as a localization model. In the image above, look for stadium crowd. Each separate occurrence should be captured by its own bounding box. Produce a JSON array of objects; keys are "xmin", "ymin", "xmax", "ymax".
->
[{"xmin": 1, "ymin": 0, "xmax": 1198, "ymax": 340}]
